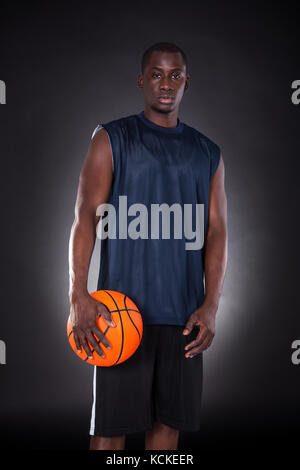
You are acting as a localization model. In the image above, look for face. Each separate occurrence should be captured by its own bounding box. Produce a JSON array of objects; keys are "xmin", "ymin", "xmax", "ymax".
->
[{"xmin": 137, "ymin": 51, "xmax": 189, "ymax": 114}]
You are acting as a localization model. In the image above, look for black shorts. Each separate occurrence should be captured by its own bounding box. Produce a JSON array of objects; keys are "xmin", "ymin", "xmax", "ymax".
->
[{"xmin": 89, "ymin": 324, "xmax": 203, "ymax": 437}]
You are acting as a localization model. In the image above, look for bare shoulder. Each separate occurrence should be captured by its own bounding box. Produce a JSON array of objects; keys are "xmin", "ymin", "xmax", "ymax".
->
[
  {"xmin": 85, "ymin": 127, "xmax": 113, "ymax": 173},
  {"xmin": 210, "ymin": 154, "xmax": 225, "ymax": 190},
  {"xmin": 77, "ymin": 127, "xmax": 113, "ymax": 205}
]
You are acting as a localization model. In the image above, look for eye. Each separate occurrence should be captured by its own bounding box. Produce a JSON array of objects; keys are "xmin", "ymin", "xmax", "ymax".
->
[
  {"xmin": 152, "ymin": 73, "xmax": 161, "ymax": 78},
  {"xmin": 172, "ymin": 73, "xmax": 181, "ymax": 79}
]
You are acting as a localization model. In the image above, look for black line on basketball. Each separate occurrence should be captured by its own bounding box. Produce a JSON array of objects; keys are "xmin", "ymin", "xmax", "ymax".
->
[
  {"xmin": 104, "ymin": 325, "xmax": 110, "ymax": 335},
  {"xmin": 103, "ymin": 290, "xmax": 124, "ymax": 366},
  {"xmin": 124, "ymin": 295, "xmax": 141, "ymax": 340},
  {"xmin": 109, "ymin": 308, "xmax": 140, "ymax": 313}
]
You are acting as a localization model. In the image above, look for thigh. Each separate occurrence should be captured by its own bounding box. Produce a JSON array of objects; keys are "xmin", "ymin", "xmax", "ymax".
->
[
  {"xmin": 90, "ymin": 324, "xmax": 160, "ymax": 436},
  {"xmin": 154, "ymin": 325, "xmax": 203, "ymax": 432}
]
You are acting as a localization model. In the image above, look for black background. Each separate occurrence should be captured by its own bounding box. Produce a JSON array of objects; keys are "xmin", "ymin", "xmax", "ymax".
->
[{"xmin": 0, "ymin": 0, "xmax": 299, "ymax": 452}]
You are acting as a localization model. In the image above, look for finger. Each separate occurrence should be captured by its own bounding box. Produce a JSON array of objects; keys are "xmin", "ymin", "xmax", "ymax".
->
[
  {"xmin": 79, "ymin": 333, "xmax": 94, "ymax": 358},
  {"xmin": 92, "ymin": 326, "xmax": 112, "ymax": 350},
  {"xmin": 182, "ymin": 320, "xmax": 195, "ymax": 335},
  {"xmin": 185, "ymin": 328, "xmax": 208, "ymax": 351},
  {"xmin": 198, "ymin": 332, "xmax": 212, "ymax": 351},
  {"xmin": 186, "ymin": 335, "xmax": 211, "ymax": 357},
  {"xmin": 197, "ymin": 335, "xmax": 211, "ymax": 352},
  {"xmin": 98, "ymin": 303, "xmax": 115, "ymax": 327},
  {"xmin": 86, "ymin": 331, "xmax": 105, "ymax": 358},
  {"xmin": 206, "ymin": 334, "xmax": 215, "ymax": 349},
  {"xmin": 72, "ymin": 331, "xmax": 82, "ymax": 352}
]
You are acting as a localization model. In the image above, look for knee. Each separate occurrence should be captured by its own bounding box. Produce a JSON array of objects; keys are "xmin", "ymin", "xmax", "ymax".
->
[
  {"xmin": 89, "ymin": 435, "xmax": 126, "ymax": 450},
  {"xmin": 152, "ymin": 421, "xmax": 179, "ymax": 434}
]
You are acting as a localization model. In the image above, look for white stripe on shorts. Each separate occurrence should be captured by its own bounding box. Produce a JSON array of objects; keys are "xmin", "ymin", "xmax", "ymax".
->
[{"xmin": 89, "ymin": 365, "xmax": 97, "ymax": 435}]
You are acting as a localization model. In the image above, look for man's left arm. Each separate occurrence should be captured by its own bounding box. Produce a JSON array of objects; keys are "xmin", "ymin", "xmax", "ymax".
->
[{"xmin": 183, "ymin": 154, "xmax": 228, "ymax": 357}]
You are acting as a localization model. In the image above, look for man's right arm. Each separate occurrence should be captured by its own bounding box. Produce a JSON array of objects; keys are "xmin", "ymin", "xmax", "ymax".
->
[{"xmin": 68, "ymin": 128, "xmax": 115, "ymax": 359}]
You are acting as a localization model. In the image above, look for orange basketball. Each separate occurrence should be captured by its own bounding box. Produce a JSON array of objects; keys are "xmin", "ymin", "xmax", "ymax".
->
[{"xmin": 67, "ymin": 290, "xmax": 143, "ymax": 367}]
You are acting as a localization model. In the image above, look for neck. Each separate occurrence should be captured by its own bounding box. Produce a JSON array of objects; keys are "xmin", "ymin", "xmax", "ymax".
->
[{"xmin": 143, "ymin": 107, "xmax": 179, "ymax": 128}]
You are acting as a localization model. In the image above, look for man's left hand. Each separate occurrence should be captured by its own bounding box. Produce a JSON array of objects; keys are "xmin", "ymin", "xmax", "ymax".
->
[{"xmin": 182, "ymin": 303, "xmax": 217, "ymax": 357}]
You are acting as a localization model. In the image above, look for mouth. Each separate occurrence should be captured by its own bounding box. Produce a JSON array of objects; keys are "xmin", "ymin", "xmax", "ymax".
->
[{"xmin": 158, "ymin": 96, "xmax": 174, "ymax": 104}]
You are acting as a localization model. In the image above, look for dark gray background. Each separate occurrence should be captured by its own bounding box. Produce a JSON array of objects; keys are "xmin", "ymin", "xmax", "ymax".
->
[{"xmin": 0, "ymin": 0, "xmax": 299, "ymax": 451}]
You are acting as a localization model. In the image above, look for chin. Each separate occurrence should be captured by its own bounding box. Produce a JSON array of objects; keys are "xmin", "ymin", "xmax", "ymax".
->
[{"xmin": 150, "ymin": 103, "xmax": 174, "ymax": 114}]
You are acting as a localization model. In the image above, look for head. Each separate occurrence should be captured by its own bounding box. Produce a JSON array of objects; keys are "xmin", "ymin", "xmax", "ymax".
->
[{"xmin": 137, "ymin": 42, "xmax": 190, "ymax": 115}]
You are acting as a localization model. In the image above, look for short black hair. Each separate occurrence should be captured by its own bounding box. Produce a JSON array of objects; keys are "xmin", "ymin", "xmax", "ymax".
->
[{"xmin": 141, "ymin": 42, "xmax": 188, "ymax": 74}]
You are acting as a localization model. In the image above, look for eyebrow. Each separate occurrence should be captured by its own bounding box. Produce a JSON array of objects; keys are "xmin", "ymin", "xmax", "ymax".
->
[{"xmin": 150, "ymin": 66, "xmax": 184, "ymax": 72}]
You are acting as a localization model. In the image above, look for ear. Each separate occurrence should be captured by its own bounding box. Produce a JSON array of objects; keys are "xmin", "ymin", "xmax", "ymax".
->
[
  {"xmin": 137, "ymin": 73, "xmax": 143, "ymax": 90},
  {"xmin": 184, "ymin": 76, "xmax": 190, "ymax": 92}
]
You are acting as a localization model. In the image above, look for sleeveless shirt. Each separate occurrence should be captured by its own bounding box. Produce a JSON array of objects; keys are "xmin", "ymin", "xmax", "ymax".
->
[{"xmin": 91, "ymin": 111, "xmax": 220, "ymax": 326}]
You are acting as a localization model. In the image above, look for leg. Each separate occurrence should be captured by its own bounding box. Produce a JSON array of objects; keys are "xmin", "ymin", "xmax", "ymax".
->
[
  {"xmin": 145, "ymin": 421, "xmax": 179, "ymax": 450},
  {"xmin": 89, "ymin": 435, "xmax": 126, "ymax": 450},
  {"xmin": 89, "ymin": 327, "xmax": 158, "ymax": 444},
  {"xmin": 153, "ymin": 326, "xmax": 203, "ymax": 444}
]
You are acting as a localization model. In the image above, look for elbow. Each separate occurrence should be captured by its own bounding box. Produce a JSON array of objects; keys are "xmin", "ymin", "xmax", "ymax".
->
[
  {"xmin": 72, "ymin": 206, "xmax": 98, "ymax": 232},
  {"xmin": 206, "ymin": 220, "xmax": 227, "ymax": 241}
]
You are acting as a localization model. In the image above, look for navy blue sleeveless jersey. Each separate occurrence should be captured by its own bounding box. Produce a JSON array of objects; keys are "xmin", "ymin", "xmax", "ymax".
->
[{"xmin": 91, "ymin": 111, "xmax": 220, "ymax": 326}]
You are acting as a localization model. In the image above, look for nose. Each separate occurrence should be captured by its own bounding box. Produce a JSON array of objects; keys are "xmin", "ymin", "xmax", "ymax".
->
[{"xmin": 160, "ymin": 76, "xmax": 173, "ymax": 91}]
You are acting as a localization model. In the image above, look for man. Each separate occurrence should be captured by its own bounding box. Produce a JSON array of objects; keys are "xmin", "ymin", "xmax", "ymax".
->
[{"xmin": 68, "ymin": 42, "xmax": 227, "ymax": 450}]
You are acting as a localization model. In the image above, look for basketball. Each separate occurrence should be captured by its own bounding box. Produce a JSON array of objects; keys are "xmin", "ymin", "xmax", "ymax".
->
[{"xmin": 67, "ymin": 290, "xmax": 143, "ymax": 367}]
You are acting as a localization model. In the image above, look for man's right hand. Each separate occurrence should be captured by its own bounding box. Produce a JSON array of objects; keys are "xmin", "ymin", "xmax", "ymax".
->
[{"xmin": 69, "ymin": 291, "xmax": 115, "ymax": 359}]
